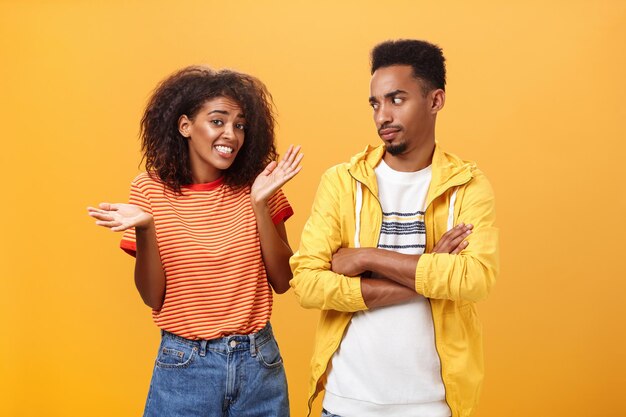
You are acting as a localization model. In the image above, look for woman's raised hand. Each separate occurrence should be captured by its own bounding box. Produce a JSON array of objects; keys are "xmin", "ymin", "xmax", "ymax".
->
[
  {"xmin": 251, "ymin": 145, "xmax": 303, "ymax": 205},
  {"xmin": 87, "ymin": 203, "xmax": 153, "ymax": 232}
]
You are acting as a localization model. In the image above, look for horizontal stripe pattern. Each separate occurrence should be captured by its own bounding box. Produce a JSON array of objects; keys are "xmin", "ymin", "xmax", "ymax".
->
[
  {"xmin": 379, "ymin": 210, "xmax": 426, "ymax": 254},
  {"xmin": 382, "ymin": 210, "xmax": 425, "ymax": 217},
  {"xmin": 120, "ymin": 173, "xmax": 292, "ymax": 340},
  {"xmin": 374, "ymin": 162, "xmax": 431, "ymax": 257}
]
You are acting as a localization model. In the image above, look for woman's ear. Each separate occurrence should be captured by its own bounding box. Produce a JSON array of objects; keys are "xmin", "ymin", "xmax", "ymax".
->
[{"xmin": 178, "ymin": 114, "xmax": 192, "ymax": 137}]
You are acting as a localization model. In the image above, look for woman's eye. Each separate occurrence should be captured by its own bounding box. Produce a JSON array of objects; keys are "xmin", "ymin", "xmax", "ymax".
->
[
  {"xmin": 211, "ymin": 120, "xmax": 224, "ymax": 126},
  {"xmin": 236, "ymin": 123, "xmax": 246, "ymax": 130}
]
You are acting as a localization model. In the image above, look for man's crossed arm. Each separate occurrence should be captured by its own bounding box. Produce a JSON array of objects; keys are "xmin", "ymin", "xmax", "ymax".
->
[{"xmin": 331, "ymin": 224, "xmax": 473, "ymax": 308}]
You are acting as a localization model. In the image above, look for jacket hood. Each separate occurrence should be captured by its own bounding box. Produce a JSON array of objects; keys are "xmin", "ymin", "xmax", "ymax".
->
[{"xmin": 347, "ymin": 141, "xmax": 477, "ymax": 199}]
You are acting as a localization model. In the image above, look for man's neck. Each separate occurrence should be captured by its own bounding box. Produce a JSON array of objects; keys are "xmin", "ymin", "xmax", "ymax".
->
[{"xmin": 383, "ymin": 140, "xmax": 435, "ymax": 172}]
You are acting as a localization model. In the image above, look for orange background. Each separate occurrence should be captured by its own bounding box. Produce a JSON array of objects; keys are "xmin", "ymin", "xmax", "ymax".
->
[{"xmin": 1, "ymin": 1, "xmax": 625, "ymax": 416}]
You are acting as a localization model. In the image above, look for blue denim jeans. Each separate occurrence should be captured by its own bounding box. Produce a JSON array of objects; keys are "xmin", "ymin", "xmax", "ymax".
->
[
  {"xmin": 321, "ymin": 409, "xmax": 342, "ymax": 417},
  {"xmin": 143, "ymin": 322, "xmax": 289, "ymax": 417}
]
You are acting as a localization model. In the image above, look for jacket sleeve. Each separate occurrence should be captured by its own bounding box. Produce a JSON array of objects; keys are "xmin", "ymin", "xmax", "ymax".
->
[
  {"xmin": 415, "ymin": 170, "xmax": 499, "ymax": 302},
  {"xmin": 289, "ymin": 169, "xmax": 368, "ymax": 312}
]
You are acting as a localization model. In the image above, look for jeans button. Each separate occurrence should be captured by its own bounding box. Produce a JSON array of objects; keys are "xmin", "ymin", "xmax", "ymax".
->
[{"xmin": 229, "ymin": 340, "xmax": 237, "ymax": 348}]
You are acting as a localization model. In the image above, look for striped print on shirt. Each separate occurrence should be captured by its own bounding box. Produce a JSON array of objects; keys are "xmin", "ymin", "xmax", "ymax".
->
[
  {"xmin": 120, "ymin": 172, "xmax": 293, "ymax": 340},
  {"xmin": 378, "ymin": 210, "xmax": 426, "ymax": 251}
]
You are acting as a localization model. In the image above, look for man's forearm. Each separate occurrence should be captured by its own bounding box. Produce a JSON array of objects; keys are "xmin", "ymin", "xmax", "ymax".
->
[
  {"xmin": 361, "ymin": 248, "xmax": 420, "ymax": 290},
  {"xmin": 361, "ymin": 277, "xmax": 419, "ymax": 308}
]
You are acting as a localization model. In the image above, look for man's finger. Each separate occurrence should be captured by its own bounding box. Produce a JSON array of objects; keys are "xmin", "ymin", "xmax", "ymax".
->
[
  {"xmin": 441, "ymin": 224, "xmax": 468, "ymax": 243},
  {"xmin": 446, "ymin": 230, "xmax": 472, "ymax": 252},
  {"xmin": 451, "ymin": 240, "xmax": 469, "ymax": 254}
]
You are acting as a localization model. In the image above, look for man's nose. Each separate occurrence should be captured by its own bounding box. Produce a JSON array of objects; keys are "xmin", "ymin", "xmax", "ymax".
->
[{"xmin": 375, "ymin": 104, "xmax": 392, "ymax": 126}]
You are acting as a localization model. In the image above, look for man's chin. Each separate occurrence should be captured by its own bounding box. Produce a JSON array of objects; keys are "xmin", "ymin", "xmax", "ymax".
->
[{"xmin": 385, "ymin": 142, "xmax": 407, "ymax": 156}]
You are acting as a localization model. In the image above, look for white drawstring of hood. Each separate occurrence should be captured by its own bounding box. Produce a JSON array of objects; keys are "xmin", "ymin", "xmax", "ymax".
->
[
  {"xmin": 447, "ymin": 188, "xmax": 458, "ymax": 232},
  {"xmin": 354, "ymin": 182, "xmax": 363, "ymax": 248}
]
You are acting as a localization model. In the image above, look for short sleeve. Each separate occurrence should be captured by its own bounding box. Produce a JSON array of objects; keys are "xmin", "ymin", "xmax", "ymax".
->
[
  {"xmin": 120, "ymin": 175, "xmax": 153, "ymax": 257},
  {"xmin": 267, "ymin": 189, "xmax": 293, "ymax": 225}
]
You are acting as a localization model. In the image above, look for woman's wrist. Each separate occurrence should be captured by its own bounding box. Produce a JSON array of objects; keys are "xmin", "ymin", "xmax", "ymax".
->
[
  {"xmin": 135, "ymin": 215, "xmax": 155, "ymax": 232},
  {"xmin": 251, "ymin": 195, "xmax": 269, "ymax": 213}
]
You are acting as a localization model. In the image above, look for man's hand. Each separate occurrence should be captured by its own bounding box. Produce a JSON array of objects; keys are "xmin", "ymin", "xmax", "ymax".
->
[
  {"xmin": 432, "ymin": 223, "xmax": 473, "ymax": 254},
  {"xmin": 331, "ymin": 247, "xmax": 369, "ymax": 277}
]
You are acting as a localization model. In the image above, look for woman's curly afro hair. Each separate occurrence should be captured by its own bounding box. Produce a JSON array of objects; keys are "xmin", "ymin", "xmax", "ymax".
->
[{"xmin": 140, "ymin": 66, "xmax": 277, "ymax": 194}]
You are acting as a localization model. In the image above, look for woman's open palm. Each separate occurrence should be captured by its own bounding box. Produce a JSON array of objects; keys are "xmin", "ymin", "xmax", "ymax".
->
[
  {"xmin": 251, "ymin": 145, "xmax": 303, "ymax": 204},
  {"xmin": 87, "ymin": 202, "xmax": 152, "ymax": 232}
]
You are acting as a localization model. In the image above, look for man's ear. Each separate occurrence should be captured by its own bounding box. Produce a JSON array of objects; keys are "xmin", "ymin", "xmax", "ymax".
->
[
  {"xmin": 178, "ymin": 114, "xmax": 192, "ymax": 137},
  {"xmin": 430, "ymin": 89, "xmax": 446, "ymax": 114}
]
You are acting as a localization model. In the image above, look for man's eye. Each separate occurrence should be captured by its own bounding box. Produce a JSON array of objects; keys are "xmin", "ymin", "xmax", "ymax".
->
[
  {"xmin": 211, "ymin": 120, "xmax": 224, "ymax": 126},
  {"xmin": 370, "ymin": 103, "xmax": 379, "ymax": 110},
  {"xmin": 392, "ymin": 97, "xmax": 403, "ymax": 104}
]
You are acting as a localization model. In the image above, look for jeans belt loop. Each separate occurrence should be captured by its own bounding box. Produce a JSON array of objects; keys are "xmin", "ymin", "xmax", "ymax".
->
[
  {"xmin": 249, "ymin": 332, "xmax": 256, "ymax": 357},
  {"xmin": 199, "ymin": 340, "xmax": 208, "ymax": 357}
]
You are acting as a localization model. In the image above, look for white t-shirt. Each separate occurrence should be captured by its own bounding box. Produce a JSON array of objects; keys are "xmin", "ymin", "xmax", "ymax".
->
[{"xmin": 323, "ymin": 160, "xmax": 450, "ymax": 417}]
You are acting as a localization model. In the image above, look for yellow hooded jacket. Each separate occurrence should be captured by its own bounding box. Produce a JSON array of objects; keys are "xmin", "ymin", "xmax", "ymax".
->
[{"xmin": 290, "ymin": 143, "xmax": 499, "ymax": 417}]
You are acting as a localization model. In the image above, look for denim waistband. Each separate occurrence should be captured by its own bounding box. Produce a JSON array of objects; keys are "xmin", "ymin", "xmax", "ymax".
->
[{"xmin": 160, "ymin": 322, "xmax": 274, "ymax": 357}]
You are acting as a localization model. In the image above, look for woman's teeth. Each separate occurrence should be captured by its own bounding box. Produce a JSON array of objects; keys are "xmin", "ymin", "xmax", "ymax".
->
[{"xmin": 215, "ymin": 145, "xmax": 233, "ymax": 154}]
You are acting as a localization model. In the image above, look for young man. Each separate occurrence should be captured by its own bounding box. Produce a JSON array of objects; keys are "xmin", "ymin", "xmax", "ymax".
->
[{"xmin": 290, "ymin": 40, "xmax": 499, "ymax": 417}]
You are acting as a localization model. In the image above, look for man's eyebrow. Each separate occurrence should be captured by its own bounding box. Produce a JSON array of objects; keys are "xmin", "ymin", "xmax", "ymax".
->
[
  {"xmin": 369, "ymin": 89, "xmax": 408, "ymax": 103},
  {"xmin": 383, "ymin": 89, "xmax": 407, "ymax": 99}
]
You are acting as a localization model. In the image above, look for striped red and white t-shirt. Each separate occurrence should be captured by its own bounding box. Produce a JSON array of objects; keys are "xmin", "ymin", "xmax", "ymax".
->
[{"xmin": 120, "ymin": 172, "xmax": 293, "ymax": 340}]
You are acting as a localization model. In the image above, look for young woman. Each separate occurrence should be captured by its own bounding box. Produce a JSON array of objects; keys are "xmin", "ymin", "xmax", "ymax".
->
[{"xmin": 88, "ymin": 66, "xmax": 302, "ymax": 417}]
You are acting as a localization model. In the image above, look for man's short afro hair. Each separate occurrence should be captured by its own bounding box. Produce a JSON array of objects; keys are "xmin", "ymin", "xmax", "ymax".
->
[{"xmin": 371, "ymin": 39, "xmax": 446, "ymax": 92}]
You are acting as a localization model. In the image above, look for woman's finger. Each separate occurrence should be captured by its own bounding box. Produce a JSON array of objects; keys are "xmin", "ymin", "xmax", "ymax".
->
[
  {"xmin": 281, "ymin": 149, "xmax": 303, "ymax": 174},
  {"xmin": 285, "ymin": 145, "xmax": 301, "ymax": 164},
  {"xmin": 99, "ymin": 202, "xmax": 114, "ymax": 211},
  {"xmin": 276, "ymin": 145, "xmax": 294, "ymax": 169},
  {"xmin": 283, "ymin": 165, "xmax": 303, "ymax": 181},
  {"xmin": 89, "ymin": 212, "xmax": 114, "ymax": 221},
  {"xmin": 289, "ymin": 151, "xmax": 304, "ymax": 169},
  {"xmin": 111, "ymin": 224, "xmax": 131, "ymax": 232},
  {"xmin": 88, "ymin": 207, "xmax": 111, "ymax": 215},
  {"xmin": 283, "ymin": 144, "xmax": 294, "ymax": 159},
  {"xmin": 96, "ymin": 220, "xmax": 121, "ymax": 228},
  {"xmin": 262, "ymin": 161, "xmax": 277, "ymax": 176}
]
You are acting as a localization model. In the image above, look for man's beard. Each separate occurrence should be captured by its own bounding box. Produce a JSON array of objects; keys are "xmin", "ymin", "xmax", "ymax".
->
[{"xmin": 385, "ymin": 142, "xmax": 407, "ymax": 156}]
